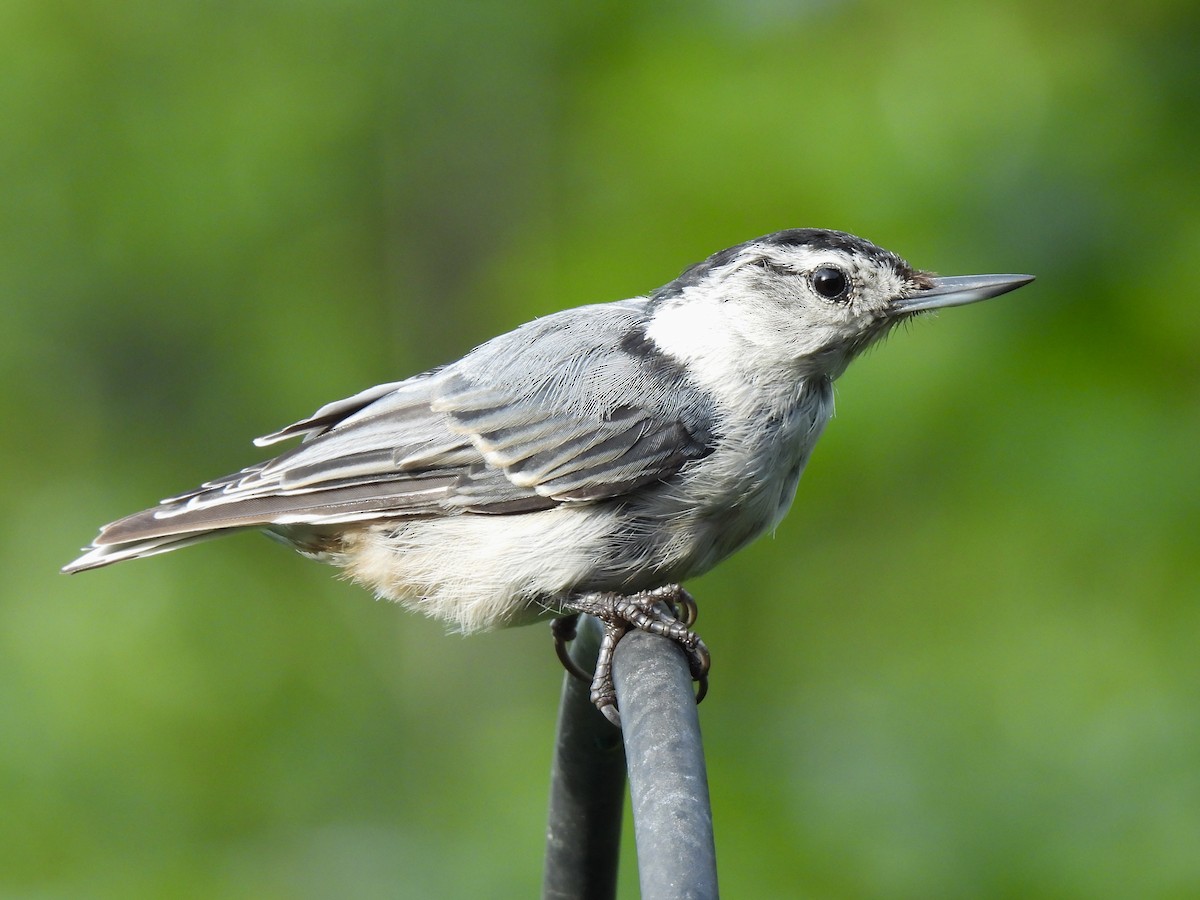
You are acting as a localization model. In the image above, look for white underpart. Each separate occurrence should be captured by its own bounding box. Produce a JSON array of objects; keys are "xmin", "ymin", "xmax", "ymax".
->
[{"xmin": 338, "ymin": 506, "xmax": 617, "ymax": 632}]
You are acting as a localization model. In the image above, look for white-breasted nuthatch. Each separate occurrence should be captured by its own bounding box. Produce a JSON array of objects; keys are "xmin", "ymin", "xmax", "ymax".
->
[{"xmin": 65, "ymin": 228, "xmax": 1033, "ymax": 723}]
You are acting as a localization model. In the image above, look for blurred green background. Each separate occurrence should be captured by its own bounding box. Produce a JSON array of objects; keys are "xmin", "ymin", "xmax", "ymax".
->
[{"xmin": 4, "ymin": 0, "xmax": 1198, "ymax": 896}]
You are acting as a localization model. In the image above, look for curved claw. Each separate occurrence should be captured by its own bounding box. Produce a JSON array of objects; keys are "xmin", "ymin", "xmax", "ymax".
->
[
  {"xmin": 674, "ymin": 589, "xmax": 699, "ymax": 627},
  {"xmin": 596, "ymin": 698, "xmax": 622, "ymax": 728},
  {"xmin": 551, "ymin": 614, "xmax": 594, "ymax": 684},
  {"xmin": 694, "ymin": 672, "xmax": 709, "ymax": 706}
]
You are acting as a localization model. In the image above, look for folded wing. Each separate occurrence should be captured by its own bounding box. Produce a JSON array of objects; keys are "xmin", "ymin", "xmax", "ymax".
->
[{"xmin": 64, "ymin": 299, "xmax": 715, "ymax": 572}]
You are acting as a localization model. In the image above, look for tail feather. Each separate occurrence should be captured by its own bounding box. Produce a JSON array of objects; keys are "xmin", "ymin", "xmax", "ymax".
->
[
  {"xmin": 63, "ymin": 474, "xmax": 461, "ymax": 574},
  {"xmin": 62, "ymin": 529, "xmax": 239, "ymax": 573}
]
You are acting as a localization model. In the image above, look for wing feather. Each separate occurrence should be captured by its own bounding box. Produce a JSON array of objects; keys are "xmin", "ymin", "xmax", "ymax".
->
[{"xmin": 253, "ymin": 379, "xmax": 412, "ymax": 446}]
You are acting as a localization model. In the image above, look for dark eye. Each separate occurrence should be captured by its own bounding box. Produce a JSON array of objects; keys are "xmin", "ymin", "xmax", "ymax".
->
[{"xmin": 811, "ymin": 266, "xmax": 849, "ymax": 302}]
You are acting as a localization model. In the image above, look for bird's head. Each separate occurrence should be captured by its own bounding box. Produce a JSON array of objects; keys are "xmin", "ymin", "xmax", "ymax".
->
[{"xmin": 645, "ymin": 228, "xmax": 1033, "ymax": 383}]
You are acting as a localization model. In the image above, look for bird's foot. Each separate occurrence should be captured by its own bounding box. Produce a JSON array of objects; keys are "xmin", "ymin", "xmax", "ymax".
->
[{"xmin": 552, "ymin": 585, "xmax": 710, "ymax": 727}]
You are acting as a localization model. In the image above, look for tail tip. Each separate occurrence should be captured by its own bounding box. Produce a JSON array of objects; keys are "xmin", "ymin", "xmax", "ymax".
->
[{"xmin": 61, "ymin": 548, "xmax": 103, "ymax": 574}]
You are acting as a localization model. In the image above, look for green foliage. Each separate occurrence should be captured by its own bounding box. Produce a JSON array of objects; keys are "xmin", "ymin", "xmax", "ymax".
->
[{"xmin": 4, "ymin": 0, "xmax": 1198, "ymax": 895}]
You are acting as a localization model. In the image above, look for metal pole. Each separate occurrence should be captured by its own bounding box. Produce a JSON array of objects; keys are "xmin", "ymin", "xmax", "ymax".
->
[
  {"xmin": 542, "ymin": 616, "xmax": 627, "ymax": 900},
  {"xmin": 613, "ymin": 626, "xmax": 719, "ymax": 900}
]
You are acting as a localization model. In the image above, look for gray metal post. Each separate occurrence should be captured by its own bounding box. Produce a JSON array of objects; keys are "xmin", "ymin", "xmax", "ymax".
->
[{"xmin": 613, "ymin": 627, "xmax": 719, "ymax": 900}]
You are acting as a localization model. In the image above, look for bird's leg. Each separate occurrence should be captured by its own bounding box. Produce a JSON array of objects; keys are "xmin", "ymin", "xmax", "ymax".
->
[{"xmin": 552, "ymin": 585, "xmax": 711, "ymax": 727}]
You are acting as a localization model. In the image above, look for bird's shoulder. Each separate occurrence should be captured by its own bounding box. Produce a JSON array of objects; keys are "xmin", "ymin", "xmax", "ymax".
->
[{"xmin": 436, "ymin": 297, "xmax": 713, "ymax": 435}]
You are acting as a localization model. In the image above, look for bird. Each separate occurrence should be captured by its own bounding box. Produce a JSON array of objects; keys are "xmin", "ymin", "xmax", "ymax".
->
[{"xmin": 64, "ymin": 228, "xmax": 1033, "ymax": 724}]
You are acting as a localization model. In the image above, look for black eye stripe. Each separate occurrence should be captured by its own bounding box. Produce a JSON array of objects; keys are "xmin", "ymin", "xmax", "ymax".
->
[{"xmin": 811, "ymin": 266, "xmax": 850, "ymax": 302}]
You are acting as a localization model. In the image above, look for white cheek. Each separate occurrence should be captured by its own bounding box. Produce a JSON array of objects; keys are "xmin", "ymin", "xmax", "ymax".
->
[
  {"xmin": 644, "ymin": 294, "xmax": 729, "ymax": 363},
  {"xmin": 645, "ymin": 295, "xmax": 755, "ymax": 400}
]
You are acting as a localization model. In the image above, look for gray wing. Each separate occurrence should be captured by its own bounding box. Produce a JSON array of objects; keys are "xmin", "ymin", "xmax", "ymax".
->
[
  {"xmin": 432, "ymin": 299, "xmax": 713, "ymax": 503},
  {"xmin": 65, "ymin": 299, "xmax": 715, "ymax": 571}
]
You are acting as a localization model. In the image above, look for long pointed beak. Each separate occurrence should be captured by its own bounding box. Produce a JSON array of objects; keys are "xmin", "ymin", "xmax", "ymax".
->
[{"xmin": 892, "ymin": 273, "xmax": 1035, "ymax": 314}]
